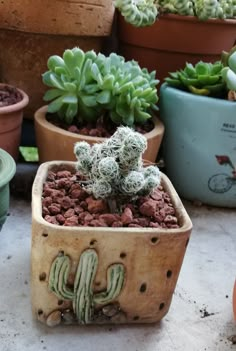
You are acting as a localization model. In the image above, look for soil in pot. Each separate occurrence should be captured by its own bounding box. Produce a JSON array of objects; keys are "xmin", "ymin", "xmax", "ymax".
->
[
  {"xmin": 42, "ymin": 167, "xmax": 179, "ymax": 229},
  {"xmin": 47, "ymin": 113, "xmax": 154, "ymax": 138},
  {"xmin": 0, "ymin": 85, "xmax": 22, "ymax": 107}
]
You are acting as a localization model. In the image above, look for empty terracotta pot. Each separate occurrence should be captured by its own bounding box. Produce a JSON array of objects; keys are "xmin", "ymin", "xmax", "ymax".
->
[{"xmin": 0, "ymin": 84, "xmax": 29, "ymax": 160}]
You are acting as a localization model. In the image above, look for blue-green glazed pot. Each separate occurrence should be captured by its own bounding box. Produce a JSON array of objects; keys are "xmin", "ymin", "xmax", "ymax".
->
[
  {"xmin": 160, "ymin": 84, "xmax": 236, "ymax": 208},
  {"xmin": 0, "ymin": 149, "xmax": 16, "ymax": 231}
]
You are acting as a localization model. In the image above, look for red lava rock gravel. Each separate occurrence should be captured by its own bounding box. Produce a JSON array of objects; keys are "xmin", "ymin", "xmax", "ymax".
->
[{"xmin": 42, "ymin": 169, "xmax": 180, "ymax": 229}]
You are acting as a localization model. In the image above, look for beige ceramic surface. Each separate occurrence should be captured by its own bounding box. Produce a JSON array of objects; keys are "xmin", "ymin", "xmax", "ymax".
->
[
  {"xmin": 0, "ymin": 84, "xmax": 29, "ymax": 160},
  {"xmin": 34, "ymin": 106, "xmax": 165, "ymax": 163},
  {"xmin": 31, "ymin": 161, "xmax": 192, "ymax": 325},
  {"xmin": 0, "ymin": 0, "xmax": 114, "ymax": 36}
]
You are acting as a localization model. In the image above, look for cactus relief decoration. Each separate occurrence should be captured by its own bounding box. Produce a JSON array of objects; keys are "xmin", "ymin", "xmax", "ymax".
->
[{"xmin": 48, "ymin": 249, "xmax": 125, "ymax": 324}]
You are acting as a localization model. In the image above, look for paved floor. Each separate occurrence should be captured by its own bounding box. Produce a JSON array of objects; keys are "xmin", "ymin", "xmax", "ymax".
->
[{"xmin": 0, "ymin": 195, "xmax": 235, "ymax": 351}]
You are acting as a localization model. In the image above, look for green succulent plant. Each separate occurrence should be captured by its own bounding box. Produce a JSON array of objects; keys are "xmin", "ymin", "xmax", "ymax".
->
[
  {"xmin": 115, "ymin": 0, "xmax": 236, "ymax": 27},
  {"xmin": 165, "ymin": 61, "xmax": 226, "ymax": 96},
  {"xmin": 43, "ymin": 48, "xmax": 159, "ymax": 127},
  {"xmin": 222, "ymin": 46, "xmax": 236, "ymax": 92}
]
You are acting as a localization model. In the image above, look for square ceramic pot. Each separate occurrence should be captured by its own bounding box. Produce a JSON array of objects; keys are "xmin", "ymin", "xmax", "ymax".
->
[{"xmin": 31, "ymin": 161, "xmax": 192, "ymax": 326}]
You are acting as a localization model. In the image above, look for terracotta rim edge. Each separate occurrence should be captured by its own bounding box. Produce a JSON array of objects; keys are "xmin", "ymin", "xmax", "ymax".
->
[{"xmin": 0, "ymin": 84, "xmax": 29, "ymax": 114}]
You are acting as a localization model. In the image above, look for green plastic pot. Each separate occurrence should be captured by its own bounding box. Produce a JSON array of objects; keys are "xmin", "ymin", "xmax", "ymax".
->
[{"xmin": 0, "ymin": 148, "xmax": 16, "ymax": 231}]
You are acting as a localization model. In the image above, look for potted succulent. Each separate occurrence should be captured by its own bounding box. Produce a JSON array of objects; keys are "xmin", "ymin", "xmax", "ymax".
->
[
  {"xmin": 0, "ymin": 148, "xmax": 16, "ymax": 232},
  {"xmin": 0, "ymin": 83, "xmax": 29, "ymax": 160},
  {"xmin": 31, "ymin": 126, "xmax": 192, "ymax": 326},
  {"xmin": 115, "ymin": 0, "xmax": 236, "ymax": 83},
  {"xmin": 0, "ymin": 0, "xmax": 115, "ymax": 119},
  {"xmin": 160, "ymin": 47, "xmax": 236, "ymax": 207},
  {"xmin": 34, "ymin": 47, "xmax": 164, "ymax": 163}
]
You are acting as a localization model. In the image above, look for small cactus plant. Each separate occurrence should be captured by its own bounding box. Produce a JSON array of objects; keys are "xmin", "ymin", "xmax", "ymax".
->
[
  {"xmin": 74, "ymin": 126, "xmax": 161, "ymax": 209},
  {"xmin": 115, "ymin": 0, "xmax": 236, "ymax": 27},
  {"xmin": 49, "ymin": 249, "xmax": 125, "ymax": 324},
  {"xmin": 43, "ymin": 48, "xmax": 159, "ymax": 127},
  {"xmin": 165, "ymin": 61, "xmax": 226, "ymax": 96}
]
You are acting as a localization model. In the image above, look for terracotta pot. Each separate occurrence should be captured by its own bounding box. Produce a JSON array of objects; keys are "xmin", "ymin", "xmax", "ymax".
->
[
  {"xmin": 0, "ymin": 148, "xmax": 16, "ymax": 231},
  {"xmin": 31, "ymin": 161, "xmax": 192, "ymax": 326},
  {"xmin": 233, "ymin": 280, "xmax": 236, "ymax": 321},
  {"xmin": 118, "ymin": 13, "xmax": 236, "ymax": 84},
  {"xmin": 34, "ymin": 106, "xmax": 165, "ymax": 163},
  {"xmin": 0, "ymin": 0, "xmax": 115, "ymax": 119},
  {"xmin": 0, "ymin": 84, "xmax": 29, "ymax": 160}
]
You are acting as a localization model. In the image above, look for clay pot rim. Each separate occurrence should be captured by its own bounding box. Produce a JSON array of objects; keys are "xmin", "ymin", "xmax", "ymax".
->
[
  {"xmin": 0, "ymin": 83, "xmax": 29, "ymax": 114},
  {"xmin": 157, "ymin": 13, "xmax": 236, "ymax": 25},
  {"xmin": 160, "ymin": 83, "xmax": 236, "ymax": 106},
  {"xmin": 32, "ymin": 160, "xmax": 193, "ymax": 233},
  {"xmin": 119, "ymin": 12, "xmax": 236, "ymax": 26},
  {"xmin": 0, "ymin": 148, "xmax": 16, "ymax": 188},
  {"xmin": 34, "ymin": 105, "xmax": 164, "ymax": 142}
]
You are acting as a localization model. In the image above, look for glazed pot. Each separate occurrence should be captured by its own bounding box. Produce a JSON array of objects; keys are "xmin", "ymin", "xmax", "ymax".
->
[
  {"xmin": 160, "ymin": 83, "xmax": 236, "ymax": 208},
  {"xmin": 0, "ymin": 0, "xmax": 115, "ymax": 119},
  {"xmin": 0, "ymin": 148, "xmax": 16, "ymax": 231},
  {"xmin": 31, "ymin": 161, "xmax": 192, "ymax": 326},
  {"xmin": 34, "ymin": 106, "xmax": 165, "ymax": 163},
  {"xmin": 118, "ymin": 13, "xmax": 236, "ymax": 84},
  {"xmin": 0, "ymin": 84, "xmax": 29, "ymax": 160}
]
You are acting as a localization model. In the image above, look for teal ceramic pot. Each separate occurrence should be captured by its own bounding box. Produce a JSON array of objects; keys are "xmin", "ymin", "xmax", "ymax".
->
[
  {"xmin": 160, "ymin": 84, "xmax": 236, "ymax": 208},
  {"xmin": 0, "ymin": 149, "xmax": 16, "ymax": 231}
]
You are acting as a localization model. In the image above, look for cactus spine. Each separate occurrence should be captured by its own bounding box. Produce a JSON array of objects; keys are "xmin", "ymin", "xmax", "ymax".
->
[
  {"xmin": 74, "ymin": 127, "xmax": 161, "ymax": 205},
  {"xmin": 49, "ymin": 249, "xmax": 125, "ymax": 324}
]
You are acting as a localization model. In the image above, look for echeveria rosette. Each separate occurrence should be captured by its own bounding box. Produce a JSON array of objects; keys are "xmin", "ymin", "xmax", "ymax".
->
[
  {"xmin": 165, "ymin": 61, "xmax": 226, "ymax": 96},
  {"xmin": 43, "ymin": 48, "xmax": 104, "ymax": 124},
  {"xmin": 43, "ymin": 49, "xmax": 159, "ymax": 127},
  {"xmin": 222, "ymin": 50, "xmax": 236, "ymax": 93}
]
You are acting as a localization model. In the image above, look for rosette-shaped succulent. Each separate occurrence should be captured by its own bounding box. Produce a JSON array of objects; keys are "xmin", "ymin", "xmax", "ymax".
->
[
  {"xmin": 74, "ymin": 127, "xmax": 161, "ymax": 204},
  {"xmin": 43, "ymin": 48, "xmax": 159, "ymax": 127},
  {"xmin": 165, "ymin": 60, "xmax": 225, "ymax": 96}
]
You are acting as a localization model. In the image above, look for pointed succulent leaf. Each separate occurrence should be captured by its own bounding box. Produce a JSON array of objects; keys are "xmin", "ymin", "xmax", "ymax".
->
[
  {"xmin": 47, "ymin": 96, "xmax": 65, "ymax": 113},
  {"xmin": 197, "ymin": 75, "xmax": 221, "ymax": 85},
  {"xmin": 42, "ymin": 71, "xmax": 55, "ymax": 87},
  {"xmin": 96, "ymin": 90, "xmax": 111, "ymax": 104},
  {"xmin": 195, "ymin": 62, "xmax": 209, "ymax": 75},
  {"xmin": 184, "ymin": 63, "xmax": 196, "ymax": 77},
  {"xmin": 65, "ymin": 104, "xmax": 78, "ymax": 123},
  {"xmin": 63, "ymin": 82, "xmax": 77, "ymax": 93},
  {"xmin": 47, "ymin": 55, "xmax": 66, "ymax": 71},
  {"xmin": 62, "ymin": 94, "xmax": 78, "ymax": 104},
  {"xmin": 43, "ymin": 88, "xmax": 63, "ymax": 101},
  {"xmin": 80, "ymin": 95, "xmax": 98, "ymax": 107},
  {"xmin": 49, "ymin": 73, "xmax": 65, "ymax": 90}
]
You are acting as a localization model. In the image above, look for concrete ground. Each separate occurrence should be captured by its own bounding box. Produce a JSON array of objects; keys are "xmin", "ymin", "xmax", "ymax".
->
[{"xmin": 0, "ymin": 166, "xmax": 236, "ymax": 351}]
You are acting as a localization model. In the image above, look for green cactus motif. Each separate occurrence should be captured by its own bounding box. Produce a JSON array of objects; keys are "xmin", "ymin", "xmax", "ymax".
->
[{"xmin": 48, "ymin": 249, "xmax": 125, "ymax": 324}]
